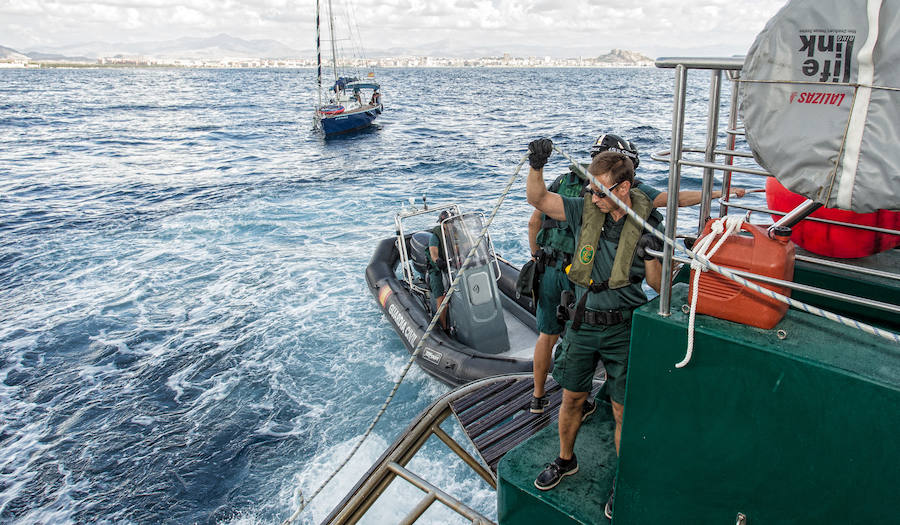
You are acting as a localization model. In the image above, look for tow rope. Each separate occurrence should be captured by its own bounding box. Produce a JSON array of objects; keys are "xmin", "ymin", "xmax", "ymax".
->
[
  {"xmin": 680, "ymin": 215, "xmax": 746, "ymax": 368},
  {"xmin": 283, "ymin": 145, "xmax": 900, "ymax": 524},
  {"xmin": 281, "ymin": 155, "xmax": 529, "ymax": 525},
  {"xmin": 552, "ymin": 146, "xmax": 900, "ymax": 358}
]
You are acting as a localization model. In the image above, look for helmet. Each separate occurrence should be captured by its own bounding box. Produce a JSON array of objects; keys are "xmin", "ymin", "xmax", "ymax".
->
[{"xmin": 589, "ymin": 133, "xmax": 640, "ymax": 169}]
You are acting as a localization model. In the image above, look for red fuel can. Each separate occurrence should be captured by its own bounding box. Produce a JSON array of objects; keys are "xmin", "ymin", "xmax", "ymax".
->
[{"xmin": 689, "ymin": 221, "xmax": 795, "ymax": 329}]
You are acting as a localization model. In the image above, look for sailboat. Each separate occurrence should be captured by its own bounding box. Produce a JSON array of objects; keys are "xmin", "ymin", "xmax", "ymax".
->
[
  {"xmin": 313, "ymin": 0, "xmax": 383, "ymax": 136},
  {"xmin": 311, "ymin": 0, "xmax": 900, "ymax": 523}
]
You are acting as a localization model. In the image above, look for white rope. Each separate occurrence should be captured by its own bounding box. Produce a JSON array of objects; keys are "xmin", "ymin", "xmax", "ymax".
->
[
  {"xmin": 680, "ymin": 215, "xmax": 745, "ymax": 368},
  {"xmin": 552, "ymin": 146, "xmax": 900, "ymax": 349},
  {"xmin": 285, "ymin": 144, "xmax": 899, "ymax": 524},
  {"xmin": 281, "ymin": 155, "xmax": 529, "ymax": 525}
]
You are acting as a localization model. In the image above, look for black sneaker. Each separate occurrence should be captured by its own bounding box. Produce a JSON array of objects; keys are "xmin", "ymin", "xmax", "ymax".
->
[
  {"xmin": 604, "ymin": 487, "xmax": 615, "ymax": 519},
  {"xmin": 529, "ymin": 395, "xmax": 549, "ymax": 414},
  {"xmin": 534, "ymin": 456, "xmax": 578, "ymax": 490},
  {"xmin": 581, "ymin": 397, "xmax": 597, "ymax": 422}
]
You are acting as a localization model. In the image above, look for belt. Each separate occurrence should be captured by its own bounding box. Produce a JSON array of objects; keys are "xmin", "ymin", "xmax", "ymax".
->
[
  {"xmin": 563, "ymin": 304, "xmax": 632, "ymax": 326},
  {"xmin": 538, "ymin": 249, "xmax": 572, "ymax": 269}
]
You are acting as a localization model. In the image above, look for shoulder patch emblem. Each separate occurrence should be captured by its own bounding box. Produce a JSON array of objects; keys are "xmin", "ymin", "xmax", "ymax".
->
[{"xmin": 579, "ymin": 245, "xmax": 594, "ymax": 264}]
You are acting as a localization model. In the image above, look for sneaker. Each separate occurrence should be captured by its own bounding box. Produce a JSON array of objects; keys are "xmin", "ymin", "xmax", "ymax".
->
[
  {"xmin": 534, "ymin": 456, "xmax": 579, "ymax": 491},
  {"xmin": 604, "ymin": 487, "xmax": 615, "ymax": 519},
  {"xmin": 529, "ymin": 395, "xmax": 549, "ymax": 414},
  {"xmin": 581, "ymin": 397, "xmax": 597, "ymax": 422}
]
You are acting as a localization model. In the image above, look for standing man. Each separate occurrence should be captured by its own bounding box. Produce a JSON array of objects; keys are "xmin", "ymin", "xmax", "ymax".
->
[
  {"xmin": 527, "ymin": 134, "xmax": 655, "ymax": 415},
  {"xmin": 527, "ymin": 134, "xmax": 746, "ymax": 415},
  {"xmin": 526, "ymin": 139, "xmax": 663, "ymax": 521}
]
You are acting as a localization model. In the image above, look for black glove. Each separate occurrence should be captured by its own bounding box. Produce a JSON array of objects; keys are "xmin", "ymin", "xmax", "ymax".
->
[
  {"xmin": 635, "ymin": 233, "xmax": 663, "ymax": 261},
  {"xmin": 435, "ymin": 257, "xmax": 448, "ymax": 271},
  {"xmin": 528, "ymin": 138, "xmax": 553, "ymax": 170}
]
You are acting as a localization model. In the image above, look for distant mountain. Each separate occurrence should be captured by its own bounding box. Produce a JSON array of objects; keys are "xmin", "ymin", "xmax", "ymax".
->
[
  {"xmin": 375, "ymin": 40, "xmax": 652, "ymax": 62},
  {"xmin": 23, "ymin": 33, "xmax": 303, "ymax": 61},
  {"xmin": 595, "ymin": 49, "xmax": 653, "ymax": 65},
  {"xmin": 7, "ymin": 34, "xmax": 655, "ymax": 63},
  {"xmin": 0, "ymin": 45, "xmax": 29, "ymax": 60}
]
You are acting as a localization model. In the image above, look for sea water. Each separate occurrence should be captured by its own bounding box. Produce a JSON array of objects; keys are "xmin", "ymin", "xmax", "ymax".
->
[{"xmin": 0, "ymin": 67, "xmax": 764, "ymax": 524}]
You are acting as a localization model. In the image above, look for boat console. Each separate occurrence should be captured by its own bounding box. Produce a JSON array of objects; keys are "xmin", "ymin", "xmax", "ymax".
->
[{"xmin": 437, "ymin": 212, "xmax": 510, "ymax": 354}]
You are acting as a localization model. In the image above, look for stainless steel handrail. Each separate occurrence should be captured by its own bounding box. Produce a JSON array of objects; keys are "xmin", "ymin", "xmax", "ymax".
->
[
  {"xmin": 656, "ymin": 57, "xmax": 746, "ymax": 70},
  {"xmin": 650, "ymin": 152, "xmax": 772, "ymax": 177},
  {"xmin": 653, "ymin": 250, "xmax": 900, "ymax": 315},
  {"xmin": 720, "ymin": 199, "xmax": 900, "ymax": 236},
  {"xmin": 699, "ymin": 69, "xmax": 723, "ymax": 230},
  {"xmin": 653, "ymin": 57, "xmax": 899, "ymax": 316},
  {"xmin": 322, "ymin": 375, "xmax": 511, "ymax": 525},
  {"xmin": 659, "ymin": 64, "xmax": 687, "ymax": 316},
  {"xmin": 721, "ymin": 68, "xmax": 741, "ymax": 217}
]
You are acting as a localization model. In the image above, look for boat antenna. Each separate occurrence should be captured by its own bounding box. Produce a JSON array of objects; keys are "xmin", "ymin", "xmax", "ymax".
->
[{"xmin": 327, "ymin": 0, "xmax": 339, "ymax": 83}]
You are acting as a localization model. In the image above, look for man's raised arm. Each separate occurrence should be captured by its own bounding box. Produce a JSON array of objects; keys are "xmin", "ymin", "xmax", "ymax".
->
[{"xmin": 525, "ymin": 139, "xmax": 566, "ymax": 221}]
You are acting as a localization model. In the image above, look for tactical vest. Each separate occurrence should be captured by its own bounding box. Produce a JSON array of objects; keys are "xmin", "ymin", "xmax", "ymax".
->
[
  {"xmin": 566, "ymin": 188, "xmax": 655, "ymax": 330},
  {"xmin": 535, "ymin": 165, "xmax": 587, "ymax": 256}
]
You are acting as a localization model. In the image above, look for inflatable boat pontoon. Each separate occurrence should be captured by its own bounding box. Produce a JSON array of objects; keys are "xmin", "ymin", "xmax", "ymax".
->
[{"xmin": 365, "ymin": 204, "xmax": 538, "ymax": 386}]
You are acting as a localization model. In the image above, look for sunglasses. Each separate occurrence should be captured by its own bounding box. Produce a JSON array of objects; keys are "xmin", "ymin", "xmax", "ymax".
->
[{"xmin": 581, "ymin": 181, "xmax": 621, "ymax": 198}]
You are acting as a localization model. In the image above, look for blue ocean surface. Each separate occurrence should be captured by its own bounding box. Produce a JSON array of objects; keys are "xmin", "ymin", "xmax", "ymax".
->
[{"xmin": 0, "ymin": 67, "xmax": 764, "ymax": 524}]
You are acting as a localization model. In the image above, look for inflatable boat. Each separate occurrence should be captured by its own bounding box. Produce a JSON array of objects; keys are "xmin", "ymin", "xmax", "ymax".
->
[{"xmin": 365, "ymin": 204, "xmax": 537, "ymax": 386}]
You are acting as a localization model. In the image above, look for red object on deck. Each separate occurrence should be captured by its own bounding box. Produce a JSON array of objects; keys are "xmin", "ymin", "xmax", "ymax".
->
[
  {"xmin": 765, "ymin": 178, "xmax": 900, "ymax": 258},
  {"xmin": 320, "ymin": 105, "xmax": 345, "ymax": 115},
  {"xmin": 690, "ymin": 221, "xmax": 795, "ymax": 330}
]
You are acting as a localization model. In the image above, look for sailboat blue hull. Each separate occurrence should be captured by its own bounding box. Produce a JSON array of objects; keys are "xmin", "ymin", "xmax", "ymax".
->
[{"xmin": 321, "ymin": 106, "xmax": 380, "ymax": 136}]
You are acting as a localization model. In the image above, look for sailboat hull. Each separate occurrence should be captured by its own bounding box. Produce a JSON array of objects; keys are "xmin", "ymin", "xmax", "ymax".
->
[{"xmin": 321, "ymin": 106, "xmax": 380, "ymax": 136}]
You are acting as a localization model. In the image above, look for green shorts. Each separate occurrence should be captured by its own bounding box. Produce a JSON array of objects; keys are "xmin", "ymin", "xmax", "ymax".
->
[
  {"xmin": 428, "ymin": 268, "xmax": 446, "ymax": 298},
  {"xmin": 551, "ymin": 321, "xmax": 631, "ymax": 403},
  {"xmin": 536, "ymin": 262, "xmax": 572, "ymax": 335}
]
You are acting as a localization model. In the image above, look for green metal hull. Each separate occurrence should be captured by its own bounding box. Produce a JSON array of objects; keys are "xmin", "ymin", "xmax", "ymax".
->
[
  {"xmin": 498, "ymin": 277, "xmax": 899, "ymax": 524},
  {"xmin": 617, "ymin": 282, "xmax": 899, "ymax": 523}
]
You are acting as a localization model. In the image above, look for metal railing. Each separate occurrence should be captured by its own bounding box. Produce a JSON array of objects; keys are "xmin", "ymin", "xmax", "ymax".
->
[
  {"xmin": 321, "ymin": 376, "xmax": 506, "ymax": 525},
  {"xmin": 652, "ymin": 57, "xmax": 899, "ymax": 317}
]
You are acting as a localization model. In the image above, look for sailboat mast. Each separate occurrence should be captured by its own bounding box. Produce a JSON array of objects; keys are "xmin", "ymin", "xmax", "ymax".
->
[
  {"xmin": 327, "ymin": 0, "xmax": 338, "ymax": 83},
  {"xmin": 316, "ymin": 0, "xmax": 322, "ymax": 110}
]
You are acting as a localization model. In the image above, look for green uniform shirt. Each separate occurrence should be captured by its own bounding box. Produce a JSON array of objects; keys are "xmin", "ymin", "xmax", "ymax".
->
[
  {"xmin": 634, "ymin": 180, "xmax": 662, "ymax": 206},
  {"xmin": 561, "ymin": 194, "xmax": 663, "ymax": 311}
]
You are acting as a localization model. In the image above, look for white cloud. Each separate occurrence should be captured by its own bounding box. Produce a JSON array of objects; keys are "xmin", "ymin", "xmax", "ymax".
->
[{"xmin": 0, "ymin": 0, "xmax": 787, "ymax": 56}]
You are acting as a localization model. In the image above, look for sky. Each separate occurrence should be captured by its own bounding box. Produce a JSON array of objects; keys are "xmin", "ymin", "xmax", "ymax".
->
[{"xmin": 1, "ymin": 0, "xmax": 789, "ymax": 57}]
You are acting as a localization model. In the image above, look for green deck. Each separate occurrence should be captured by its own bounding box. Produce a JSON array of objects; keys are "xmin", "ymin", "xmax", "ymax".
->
[
  {"xmin": 497, "ymin": 279, "xmax": 899, "ymax": 524},
  {"xmin": 497, "ymin": 399, "xmax": 616, "ymax": 524}
]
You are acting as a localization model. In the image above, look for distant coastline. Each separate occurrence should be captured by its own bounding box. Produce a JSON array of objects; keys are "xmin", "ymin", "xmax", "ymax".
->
[
  {"xmin": 1, "ymin": 57, "xmax": 654, "ymax": 69},
  {"xmin": 1, "ymin": 39, "xmax": 655, "ymax": 69},
  {"xmin": 0, "ymin": 62, "xmax": 656, "ymax": 70}
]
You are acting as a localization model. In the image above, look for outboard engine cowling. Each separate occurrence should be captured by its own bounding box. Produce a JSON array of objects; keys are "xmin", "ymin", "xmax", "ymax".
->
[{"xmin": 408, "ymin": 231, "xmax": 432, "ymax": 276}]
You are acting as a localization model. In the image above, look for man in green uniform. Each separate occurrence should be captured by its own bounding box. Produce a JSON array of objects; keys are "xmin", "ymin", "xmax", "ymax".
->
[
  {"xmin": 527, "ymin": 134, "xmax": 659, "ymax": 415},
  {"xmin": 427, "ymin": 211, "xmax": 451, "ymax": 331},
  {"xmin": 526, "ymin": 134, "xmax": 746, "ymax": 417},
  {"xmin": 526, "ymin": 139, "xmax": 664, "ymax": 519}
]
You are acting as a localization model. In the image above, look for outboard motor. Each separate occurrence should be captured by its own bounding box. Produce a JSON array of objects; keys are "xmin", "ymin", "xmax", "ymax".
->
[
  {"xmin": 440, "ymin": 213, "xmax": 509, "ymax": 354},
  {"xmin": 408, "ymin": 231, "xmax": 432, "ymax": 277}
]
